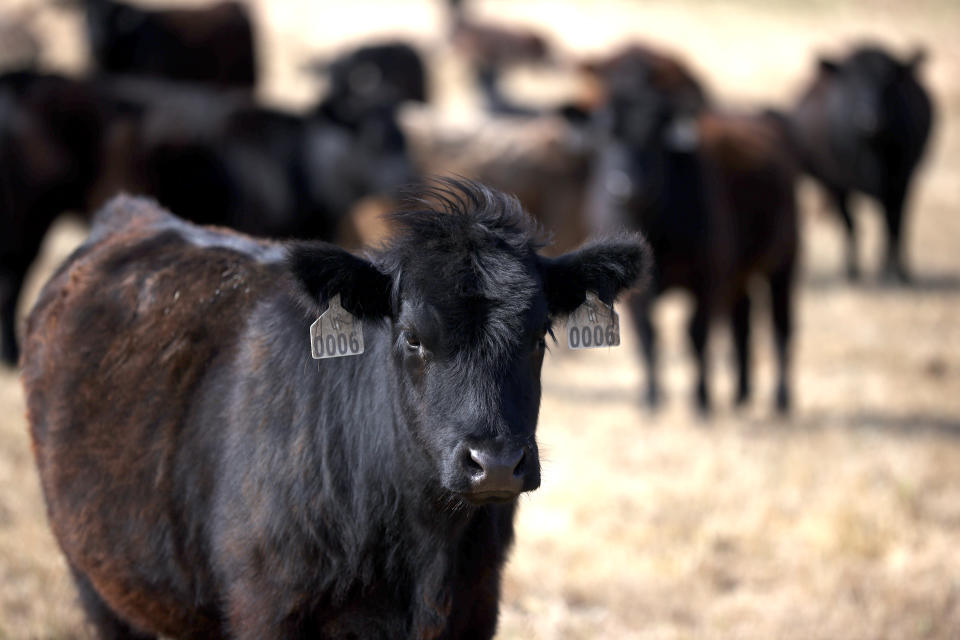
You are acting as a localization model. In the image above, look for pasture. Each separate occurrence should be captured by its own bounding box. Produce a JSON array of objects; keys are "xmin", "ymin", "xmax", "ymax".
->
[{"xmin": 1, "ymin": 0, "xmax": 959, "ymax": 637}]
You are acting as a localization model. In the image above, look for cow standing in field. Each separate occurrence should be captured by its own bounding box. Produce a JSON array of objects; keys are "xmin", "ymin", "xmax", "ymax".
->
[
  {"xmin": 589, "ymin": 64, "xmax": 798, "ymax": 413},
  {"xmin": 71, "ymin": 0, "xmax": 258, "ymax": 88},
  {"xmin": 788, "ymin": 44, "xmax": 933, "ymax": 281},
  {"xmin": 21, "ymin": 180, "xmax": 648, "ymax": 639}
]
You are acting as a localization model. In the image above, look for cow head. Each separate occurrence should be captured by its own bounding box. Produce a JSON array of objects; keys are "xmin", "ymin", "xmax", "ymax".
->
[
  {"xmin": 290, "ymin": 179, "xmax": 649, "ymax": 505},
  {"xmin": 587, "ymin": 66, "xmax": 700, "ymax": 222},
  {"xmin": 818, "ymin": 44, "xmax": 928, "ymax": 137}
]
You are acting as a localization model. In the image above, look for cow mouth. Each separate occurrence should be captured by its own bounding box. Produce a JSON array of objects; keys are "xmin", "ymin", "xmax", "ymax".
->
[{"xmin": 463, "ymin": 490, "xmax": 521, "ymax": 505}]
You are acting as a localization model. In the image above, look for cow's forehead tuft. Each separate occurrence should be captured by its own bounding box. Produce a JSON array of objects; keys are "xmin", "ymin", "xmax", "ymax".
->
[
  {"xmin": 385, "ymin": 177, "xmax": 545, "ymax": 254},
  {"xmin": 376, "ymin": 178, "xmax": 548, "ymax": 359}
]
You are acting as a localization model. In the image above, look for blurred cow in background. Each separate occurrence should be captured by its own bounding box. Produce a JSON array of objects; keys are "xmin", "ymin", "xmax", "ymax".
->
[
  {"xmin": 787, "ymin": 43, "xmax": 934, "ymax": 282},
  {"xmin": 0, "ymin": 71, "xmax": 415, "ymax": 366},
  {"xmin": 305, "ymin": 41, "xmax": 429, "ymax": 113},
  {"xmin": 403, "ymin": 108, "xmax": 593, "ymax": 255},
  {"xmin": 0, "ymin": 72, "xmax": 115, "ymax": 366},
  {"xmin": 579, "ymin": 43, "xmax": 709, "ymax": 116},
  {"xmin": 59, "ymin": 0, "xmax": 258, "ymax": 88},
  {"xmin": 106, "ymin": 77, "xmax": 416, "ymax": 240},
  {"xmin": 587, "ymin": 49, "xmax": 799, "ymax": 413}
]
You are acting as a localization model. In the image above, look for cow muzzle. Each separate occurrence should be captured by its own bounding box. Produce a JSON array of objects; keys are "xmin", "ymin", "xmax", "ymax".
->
[{"xmin": 461, "ymin": 445, "xmax": 534, "ymax": 504}]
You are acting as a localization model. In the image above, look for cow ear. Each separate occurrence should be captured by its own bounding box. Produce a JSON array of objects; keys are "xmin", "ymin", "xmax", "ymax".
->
[
  {"xmin": 539, "ymin": 233, "xmax": 652, "ymax": 317},
  {"xmin": 905, "ymin": 47, "xmax": 927, "ymax": 71},
  {"xmin": 287, "ymin": 242, "xmax": 393, "ymax": 320},
  {"xmin": 818, "ymin": 57, "xmax": 840, "ymax": 74}
]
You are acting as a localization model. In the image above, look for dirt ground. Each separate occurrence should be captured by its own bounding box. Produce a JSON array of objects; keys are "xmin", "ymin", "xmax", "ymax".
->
[{"xmin": 1, "ymin": 0, "xmax": 959, "ymax": 638}]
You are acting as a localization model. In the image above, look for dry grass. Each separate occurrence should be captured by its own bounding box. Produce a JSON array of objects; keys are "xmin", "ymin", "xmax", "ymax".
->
[{"xmin": 2, "ymin": 0, "xmax": 960, "ymax": 638}]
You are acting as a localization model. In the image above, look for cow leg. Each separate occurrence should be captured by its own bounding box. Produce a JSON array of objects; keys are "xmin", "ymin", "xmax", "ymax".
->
[
  {"xmin": 881, "ymin": 180, "xmax": 910, "ymax": 283},
  {"xmin": 0, "ymin": 266, "xmax": 25, "ymax": 366},
  {"xmin": 827, "ymin": 186, "xmax": 858, "ymax": 281},
  {"xmin": 731, "ymin": 293, "xmax": 751, "ymax": 406},
  {"xmin": 69, "ymin": 565, "xmax": 157, "ymax": 640},
  {"xmin": 628, "ymin": 293, "xmax": 660, "ymax": 408},
  {"xmin": 688, "ymin": 297, "xmax": 711, "ymax": 413},
  {"xmin": 770, "ymin": 264, "xmax": 794, "ymax": 413}
]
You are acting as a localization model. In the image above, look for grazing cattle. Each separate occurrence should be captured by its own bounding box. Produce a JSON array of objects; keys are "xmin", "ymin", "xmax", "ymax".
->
[
  {"xmin": 22, "ymin": 180, "xmax": 649, "ymax": 639},
  {"xmin": 77, "ymin": 0, "xmax": 257, "ymax": 88},
  {"xmin": 0, "ymin": 72, "xmax": 415, "ymax": 366},
  {"xmin": 589, "ymin": 69, "xmax": 798, "ymax": 413},
  {"xmin": 788, "ymin": 43, "xmax": 933, "ymax": 281}
]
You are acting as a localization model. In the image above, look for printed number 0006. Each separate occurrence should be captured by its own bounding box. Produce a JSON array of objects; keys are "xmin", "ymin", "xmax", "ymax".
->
[
  {"xmin": 315, "ymin": 332, "xmax": 361, "ymax": 356},
  {"xmin": 568, "ymin": 325, "xmax": 616, "ymax": 348}
]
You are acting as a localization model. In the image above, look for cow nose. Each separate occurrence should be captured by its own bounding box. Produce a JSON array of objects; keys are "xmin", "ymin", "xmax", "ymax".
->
[{"xmin": 466, "ymin": 447, "xmax": 526, "ymax": 498}]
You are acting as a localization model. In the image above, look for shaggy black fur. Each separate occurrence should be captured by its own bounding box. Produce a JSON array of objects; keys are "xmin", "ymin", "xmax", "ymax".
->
[{"xmin": 22, "ymin": 179, "xmax": 648, "ymax": 639}]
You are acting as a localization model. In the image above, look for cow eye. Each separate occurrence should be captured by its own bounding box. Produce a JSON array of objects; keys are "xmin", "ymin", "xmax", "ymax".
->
[{"xmin": 402, "ymin": 330, "xmax": 422, "ymax": 354}]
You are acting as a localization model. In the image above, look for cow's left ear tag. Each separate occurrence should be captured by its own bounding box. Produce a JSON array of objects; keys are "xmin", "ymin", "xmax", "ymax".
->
[
  {"xmin": 310, "ymin": 294, "xmax": 364, "ymax": 359},
  {"xmin": 566, "ymin": 291, "xmax": 621, "ymax": 349}
]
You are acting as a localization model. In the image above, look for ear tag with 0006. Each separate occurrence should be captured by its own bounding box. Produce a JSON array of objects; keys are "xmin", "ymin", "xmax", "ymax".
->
[
  {"xmin": 566, "ymin": 291, "xmax": 620, "ymax": 349},
  {"xmin": 310, "ymin": 294, "xmax": 364, "ymax": 359}
]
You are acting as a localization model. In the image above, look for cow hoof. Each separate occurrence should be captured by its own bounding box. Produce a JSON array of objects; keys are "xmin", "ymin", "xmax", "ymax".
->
[
  {"xmin": 845, "ymin": 263, "xmax": 860, "ymax": 282},
  {"xmin": 644, "ymin": 385, "xmax": 662, "ymax": 411},
  {"xmin": 694, "ymin": 390, "xmax": 711, "ymax": 416},
  {"xmin": 880, "ymin": 260, "xmax": 910, "ymax": 285},
  {"xmin": 734, "ymin": 386, "xmax": 750, "ymax": 407},
  {"xmin": 775, "ymin": 387, "xmax": 791, "ymax": 414},
  {"xmin": 0, "ymin": 343, "xmax": 18, "ymax": 368}
]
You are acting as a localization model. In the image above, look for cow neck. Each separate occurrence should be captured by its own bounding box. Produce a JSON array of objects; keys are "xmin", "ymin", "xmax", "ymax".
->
[{"xmin": 324, "ymin": 319, "xmax": 485, "ymax": 630}]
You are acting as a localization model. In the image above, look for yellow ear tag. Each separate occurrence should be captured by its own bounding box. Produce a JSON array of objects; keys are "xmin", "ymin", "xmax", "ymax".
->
[{"xmin": 310, "ymin": 294, "xmax": 364, "ymax": 359}]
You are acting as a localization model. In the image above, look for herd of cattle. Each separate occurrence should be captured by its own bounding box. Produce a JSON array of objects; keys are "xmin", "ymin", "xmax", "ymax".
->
[{"xmin": 1, "ymin": 0, "xmax": 937, "ymax": 638}]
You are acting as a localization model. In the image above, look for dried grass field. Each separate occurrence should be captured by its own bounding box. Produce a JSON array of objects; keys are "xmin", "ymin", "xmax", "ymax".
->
[{"xmin": 2, "ymin": 0, "xmax": 960, "ymax": 638}]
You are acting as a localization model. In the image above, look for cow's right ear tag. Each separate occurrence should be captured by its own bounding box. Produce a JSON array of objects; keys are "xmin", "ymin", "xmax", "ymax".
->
[
  {"xmin": 566, "ymin": 291, "xmax": 621, "ymax": 349},
  {"xmin": 310, "ymin": 294, "xmax": 364, "ymax": 359}
]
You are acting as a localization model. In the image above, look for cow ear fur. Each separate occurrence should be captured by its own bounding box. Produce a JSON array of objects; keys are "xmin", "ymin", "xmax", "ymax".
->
[
  {"xmin": 539, "ymin": 233, "xmax": 652, "ymax": 317},
  {"xmin": 287, "ymin": 242, "xmax": 394, "ymax": 320}
]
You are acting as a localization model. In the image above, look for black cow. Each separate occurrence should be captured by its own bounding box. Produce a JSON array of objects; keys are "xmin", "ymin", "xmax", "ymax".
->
[
  {"xmin": 789, "ymin": 43, "xmax": 933, "ymax": 281},
  {"xmin": 0, "ymin": 72, "xmax": 114, "ymax": 365},
  {"xmin": 0, "ymin": 71, "xmax": 414, "ymax": 366},
  {"xmin": 109, "ymin": 77, "xmax": 416, "ymax": 240},
  {"xmin": 306, "ymin": 41, "xmax": 428, "ymax": 115},
  {"xmin": 589, "ymin": 68, "xmax": 798, "ymax": 413},
  {"xmin": 22, "ymin": 180, "xmax": 648, "ymax": 639},
  {"xmin": 578, "ymin": 42, "xmax": 709, "ymax": 117},
  {"xmin": 77, "ymin": 0, "xmax": 257, "ymax": 88}
]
